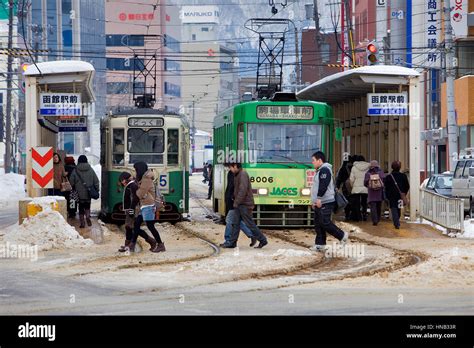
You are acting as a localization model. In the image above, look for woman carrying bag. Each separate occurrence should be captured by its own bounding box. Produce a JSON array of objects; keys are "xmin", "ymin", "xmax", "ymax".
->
[
  {"xmin": 384, "ymin": 161, "xmax": 410, "ymax": 229},
  {"xmin": 69, "ymin": 155, "xmax": 100, "ymax": 228},
  {"xmin": 128, "ymin": 161, "xmax": 165, "ymax": 253}
]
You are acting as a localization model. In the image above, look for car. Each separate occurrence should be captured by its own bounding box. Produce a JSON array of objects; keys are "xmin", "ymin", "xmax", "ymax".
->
[
  {"xmin": 424, "ymin": 174, "xmax": 453, "ymax": 197},
  {"xmin": 451, "ymin": 149, "xmax": 474, "ymax": 213}
]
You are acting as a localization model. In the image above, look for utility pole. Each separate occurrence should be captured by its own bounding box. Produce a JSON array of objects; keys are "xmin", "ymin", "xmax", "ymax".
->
[
  {"xmin": 294, "ymin": 27, "xmax": 300, "ymax": 89},
  {"xmin": 4, "ymin": 0, "xmax": 14, "ymax": 173},
  {"xmin": 313, "ymin": 0, "xmax": 323, "ymax": 79},
  {"xmin": 191, "ymin": 98, "xmax": 195, "ymax": 174},
  {"xmin": 444, "ymin": 0, "xmax": 457, "ymax": 170}
]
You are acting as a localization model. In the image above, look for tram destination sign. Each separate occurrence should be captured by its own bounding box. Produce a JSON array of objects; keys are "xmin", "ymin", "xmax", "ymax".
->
[
  {"xmin": 257, "ymin": 105, "xmax": 313, "ymax": 120},
  {"xmin": 367, "ymin": 92, "xmax": 408, "ymax": 116},
  {"xmin": 128, "ymin": 117, "xmax": 164, "ymax": 127}
]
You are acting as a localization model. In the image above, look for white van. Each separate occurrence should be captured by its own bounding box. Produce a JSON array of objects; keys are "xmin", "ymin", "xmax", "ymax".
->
[{"xmin": 451, "ymin": 149, "xmax": 474, "ymax": 213}]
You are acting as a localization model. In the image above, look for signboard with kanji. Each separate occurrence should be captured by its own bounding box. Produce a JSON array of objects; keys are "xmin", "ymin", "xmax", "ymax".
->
[
  {"xmin": 39, "ymin": 93, "xmax": 82, "ymax": 116},
  {"xmin": 58, "ymin": 117, "xmax": 87, "ymax": 132},
  {"xmin": 367, "ymin": 93, "xmax": 408, "ymax": 116}
]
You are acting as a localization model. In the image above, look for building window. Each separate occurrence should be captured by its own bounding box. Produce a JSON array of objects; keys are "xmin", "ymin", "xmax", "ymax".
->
[
  {"xmin": 321, "ymin": 43, "xmax": 330, "ymax": 63},
  {"xmin": 64, "ymin": 133, "xmax": 75, "ymax": 154},
  {"xmin": 201, "ymin": 27, "xmax": 209, "ymax": 32},
  {"xmin": 106, "ymin": 57, "xmax": 142, "ymax": 71},
  {"xmin": 164, "ymin": 58, "xmax": 180, "ymax": 72},
  {"xmin": 163, "ymin": 34, "xmax": 180, "ymax": 51},
  {"xmin": 164, "ymin": 82, "xmax": 181, "ymax": 97},
  {"xmin": 106, "ymin": 35, "xmax": 144, "ymax": 47},
  {"xmin": 107, "ymin": 82, "xmax": 144, "ymax": 95},
  {"xmin": 192, "ymin": 34, "xmax": 196, "ymax": 41}
]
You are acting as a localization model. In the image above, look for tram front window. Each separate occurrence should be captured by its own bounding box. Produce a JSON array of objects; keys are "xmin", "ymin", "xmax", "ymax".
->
[
  {"xmin": 247, "ymin": 123, "xmax": 322, "ymax": 163},
  {"xmin": 127, "ymin": 128, "xmax": 164, "ymax": 164}
]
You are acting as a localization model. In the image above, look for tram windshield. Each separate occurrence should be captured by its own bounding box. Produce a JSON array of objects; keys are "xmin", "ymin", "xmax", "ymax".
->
[
  {"xmin": 127, "ymin": 128, "xmax": 164, "ymax": 164},
  {"xmin": 247, "ymin": 123, "xmax": 322, "ymax": 164}
]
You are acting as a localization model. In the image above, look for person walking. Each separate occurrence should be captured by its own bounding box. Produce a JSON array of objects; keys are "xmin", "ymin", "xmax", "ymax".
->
[
  {"xmin": 384, "ymin": 161, "xmax": 410, "ymax": 229},
  {"xmin": 117, "ymin": 172, "xmax": 158, "ymax": 252},
  {"xmin": 64, "ymin": 156, "xmax": 77, "ymax": 218},
  {"xmin": 349, "ymin": 155, "xmax": 370, "ymax": 221},
  {"xmin": 202, "ymin": 163, "xmax": 209, "ymax": 183},
  {"xmin": 128, "ymin": 161, "xmax": 165, "ymax": 253},
  {"xmin": 310, "ymin": 151, "xmax": 348, "ymax": 252},
  {"xmin": 223, "ymin": 163, "xmax": 268, "ymax": 249},
  {"xmin": 48, "ymin": 152, "xmax": 67, "ymax": 196},
  {"xmin": 220, "ymin": 166, "xmax": 255, "ymax": 247},
  {"xmin": 207, "ymin": 163, "xmax": 213, "ymax": 199},
  {"xmin": 69, "ymin": 155, "xmax": 100, "ymax": 228},
  {"xmin": 335, "ymin": 156, "xmax": 354, "ymax": 220},
  {"xmin": 364, "ymin": 160, "xmax": 385, "ymax": 226}
]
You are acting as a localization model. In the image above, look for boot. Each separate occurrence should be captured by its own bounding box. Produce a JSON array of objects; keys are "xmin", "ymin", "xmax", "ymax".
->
[
  {"xmin": 118, "ymin": 240, "xmax": 131, "ymax": 252},
  {"xmin": 152, "ymin": 243, "xmax": 166, "ymax": 253},
  {"xmin": 126, "ymin": 242, "xmax": 136, "ymax": 252},
  {"xmin": 143, "ymin": 234, "xmax": 157, "ymax": 251},
  {"xmin": 85, "ymin": 209, "xmax": 92, "ymax": 227},
  {"xmin": 79, "ymin": 214, "xmax": 85, "ymax": 228}
]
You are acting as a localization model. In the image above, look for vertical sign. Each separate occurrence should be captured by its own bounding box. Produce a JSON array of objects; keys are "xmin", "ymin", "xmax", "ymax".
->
[
  {"xmin": 451, "ymin": 0, "xmax": 468, "ymax": 38},
  {"xmin": 31, "ymin": 147, "xmax": 53, "ymax": 188},
  {"xmin": 425, "ymin": 0, "xmax": 441, "ymax": 67}
]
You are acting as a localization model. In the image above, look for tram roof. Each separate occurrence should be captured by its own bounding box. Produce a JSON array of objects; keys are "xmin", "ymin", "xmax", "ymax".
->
[
  {"xmin": 296, "ymin": 65, "xmax": 420, "ymax": 104},
  {"xmin": 111, "ymin": 108, "xmax": 181, "ymax": 117}
]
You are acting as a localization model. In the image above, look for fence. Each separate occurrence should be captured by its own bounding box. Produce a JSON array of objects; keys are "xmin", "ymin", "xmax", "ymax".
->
[{"xmin": 419, "ymin": 189, "xmax": 464, "ymax": 233}]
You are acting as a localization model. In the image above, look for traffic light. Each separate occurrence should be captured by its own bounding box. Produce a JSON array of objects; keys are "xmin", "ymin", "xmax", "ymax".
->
[{"xmin": 366, "ymin": 41, "xmax": 379, "ymax": 65}]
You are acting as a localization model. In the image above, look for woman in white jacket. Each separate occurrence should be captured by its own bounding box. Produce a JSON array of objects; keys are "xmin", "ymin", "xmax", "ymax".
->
[{"xmin": 349, "ymin": 155, "xmax": 370, "ymax": 221}]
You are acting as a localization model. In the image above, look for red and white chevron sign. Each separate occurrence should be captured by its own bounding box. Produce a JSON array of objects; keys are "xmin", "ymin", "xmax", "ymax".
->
[{"xmin": 31, "ymin": 147, "xmax": 53, "ymax": 188}]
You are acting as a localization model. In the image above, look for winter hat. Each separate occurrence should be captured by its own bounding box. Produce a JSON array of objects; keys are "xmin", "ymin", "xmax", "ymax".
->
[
  {"xmin": 65, "ymin": 156, "xmax": 75, "ymax": 165},
  {"xmin": 370, "ymin": 160, "xmax": 379, "ymax": 168},
  {"xmin": 133, "ymin": 161, "xmax": 148, "ymax": 181},
  {"xmin": 78, "ymin": 155, "xmax": 88, "ymax": 164}
]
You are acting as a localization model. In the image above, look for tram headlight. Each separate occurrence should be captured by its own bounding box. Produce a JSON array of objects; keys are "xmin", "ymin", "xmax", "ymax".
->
[
  {"xmin": 301, "ymin": 188, "xmax": 311, "ymax": 196},
  {"xmin": 258, "ymin": 188, "xmax": 268, "ymax": 195}
]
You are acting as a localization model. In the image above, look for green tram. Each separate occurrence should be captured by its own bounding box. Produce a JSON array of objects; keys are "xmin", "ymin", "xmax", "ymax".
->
[
  {"xmin": 212, "ymin": 94, "xmax": 334, "ymax": 227},
  {"xmin": 99, "ymin": 109, "xmax": 190, "ymax": 224}
]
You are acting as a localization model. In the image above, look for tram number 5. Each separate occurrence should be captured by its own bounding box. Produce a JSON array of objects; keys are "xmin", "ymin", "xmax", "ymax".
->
[
  {"xmin": 159, "ymin": 174, "xmax": 169, "ymax": 193},
  {"xmin": 250, "ymin": 176, "xmax": 274, "ymax": 184}
]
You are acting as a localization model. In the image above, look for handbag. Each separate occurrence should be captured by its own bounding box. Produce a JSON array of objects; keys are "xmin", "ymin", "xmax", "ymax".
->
[
  {"xmin": 333, "ymin": 173, "xmax": 348, "ymax": 213},
  {"xmin": 75, "ymin": 170, "xmax": 100, "ymax": 200},
  {"xmin": 390, "ymin": 174, "xmax": 409, "ymax": 207},
  {"xmin": 60, "ymin": 177, "xmax": 72, "ymax": 192}
]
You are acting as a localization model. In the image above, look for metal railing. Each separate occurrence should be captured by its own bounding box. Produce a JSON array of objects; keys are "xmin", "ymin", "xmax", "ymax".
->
[{"xmin": 419, "ymin": 189, "xmax": 464, "ymax": 233}]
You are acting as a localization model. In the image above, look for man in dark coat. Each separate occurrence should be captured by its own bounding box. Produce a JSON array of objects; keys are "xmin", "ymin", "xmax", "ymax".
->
[
  {"xmin": 223, "ymin": 163, "xmax": 268, "ymax": 249},
  {"xmin": 69, "ymin": 155, "xmax": 99, "ymax": 228}
]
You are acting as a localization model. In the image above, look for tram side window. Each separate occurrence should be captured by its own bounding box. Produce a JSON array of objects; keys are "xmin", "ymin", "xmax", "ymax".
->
[
  {"xmin": 167, "ymin": 129, "xmax": 179, "ymax": 165},
  {"xmin": 112, "ymin": 128, "xmax": 125, "ymax": 166}
]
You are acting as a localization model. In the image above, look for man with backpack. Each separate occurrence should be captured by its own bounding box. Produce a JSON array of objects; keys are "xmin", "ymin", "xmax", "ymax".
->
[{"xmin": 364, "ymin": 160, "xmax": 385, "ymax": 226}]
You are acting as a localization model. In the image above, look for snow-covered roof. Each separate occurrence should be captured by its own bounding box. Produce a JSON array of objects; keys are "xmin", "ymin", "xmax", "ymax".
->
[
  {"xmin": 24, "ymin": 60, "xmax": 95, "ymax": 76},
  {"xmin": 297, "ymin": 65, "xmax": 420, "ymax": 104}
]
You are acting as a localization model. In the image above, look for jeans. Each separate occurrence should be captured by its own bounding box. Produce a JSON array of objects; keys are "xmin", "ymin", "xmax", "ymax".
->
[
  {"xmin": 314, "ymin": 202, "xmax": 345, "ymax": 246},
  {"xmin": 390, "ymin": 207, "xmax": 401, "ymax": 228},
  {"xmin": 224, "ymin": 209, "xmax": 253, "ymax": 242},
  {"xmin": 228, "ymin": 205, "xmax": 267, "ymax": 245},
  {"xmin": 369, "ymin": 201, "xmax": 382, "ymax": 225}
]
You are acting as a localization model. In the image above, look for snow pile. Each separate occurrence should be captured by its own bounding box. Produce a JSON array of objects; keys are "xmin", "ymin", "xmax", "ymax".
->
[
  {"xmin": 0, "ymin": 172, "xmax": 26, "ymax": 208},
  {"xmin": 4, "ymin": 210, "xmax": 93, "ymax": 251},
  {"xmin": 30, "ymin": 196, "xmax": 65, "ymax": 211},
  {"xmin": 460, "ymin": 220, "xmax": 474, "ymax": 239}
]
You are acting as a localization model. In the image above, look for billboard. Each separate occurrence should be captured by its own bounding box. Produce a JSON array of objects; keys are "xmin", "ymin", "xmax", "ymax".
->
[{"xmin": 180, "ymin": 6, "xmax": 219, "ymax": 24}]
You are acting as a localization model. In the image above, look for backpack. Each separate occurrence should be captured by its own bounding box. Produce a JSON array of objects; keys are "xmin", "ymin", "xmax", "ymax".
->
[{"xmin": 368, "ymin": 172, "xmax": 384, "ymax": 190}]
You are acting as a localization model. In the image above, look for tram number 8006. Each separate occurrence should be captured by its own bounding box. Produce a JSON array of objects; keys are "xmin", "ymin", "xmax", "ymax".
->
[{"xmin": 250, "ymin": 176, "xmax": 274, "ymax": 184}]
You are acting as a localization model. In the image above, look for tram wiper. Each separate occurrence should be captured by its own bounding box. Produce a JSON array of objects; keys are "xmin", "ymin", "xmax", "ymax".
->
[{"xmin": 269, "ymin": 154, "xmax": 313, "ymax": 169}]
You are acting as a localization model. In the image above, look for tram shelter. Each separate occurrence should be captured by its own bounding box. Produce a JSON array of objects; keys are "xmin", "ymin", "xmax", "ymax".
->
[
  {"xmin": 297, "ymin": 65, "xmax": 422, "ymax": 220},
  {"xmin": 24, "ymin": 60, "xmax": 95, "ymax": 197}
]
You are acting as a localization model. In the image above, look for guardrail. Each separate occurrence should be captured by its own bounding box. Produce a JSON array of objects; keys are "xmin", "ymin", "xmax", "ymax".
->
[{"xmin": 419, "ymin": 189, "xmax": 464, "ymax": 233}]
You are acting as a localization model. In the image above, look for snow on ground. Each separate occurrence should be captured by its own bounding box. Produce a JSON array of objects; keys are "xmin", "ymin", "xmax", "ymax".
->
[
  {"xmin": 0, "ymin": 172, "xmax": 26, "ymax": 209},
  {"xmin": 2, "ymin": 210, "xmax": 93, "ymax": 251}
]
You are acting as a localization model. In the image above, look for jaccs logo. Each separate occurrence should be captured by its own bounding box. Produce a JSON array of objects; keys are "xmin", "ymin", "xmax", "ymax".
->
[{"xmin": 270, "ymin": 187, "xmax": 298, "ymax": 196}]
